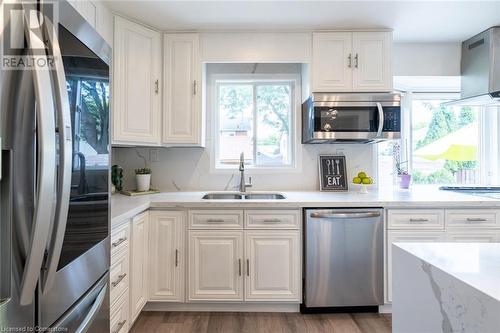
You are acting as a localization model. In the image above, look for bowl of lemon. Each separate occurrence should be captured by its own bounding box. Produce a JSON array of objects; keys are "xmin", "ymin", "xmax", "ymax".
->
[{"xmin": 352, "ymin": 171, "xmax": 374, "ymax": 194}]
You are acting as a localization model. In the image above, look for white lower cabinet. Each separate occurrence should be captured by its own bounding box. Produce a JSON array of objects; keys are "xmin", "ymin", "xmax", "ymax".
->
[
  {"xmin": 129, "ymin": 212, "xmax": 149, "ymax": 324},
  {"xmin": 189, "ymin": 231, "xmax": 244, "ymax": 301},
  {"xmin": 187, "ymin": 209, "xmax": 302, "ymax": 303},
  {"xmin": 110, "ymin": 290, "xmax": 129, "ymax": 333},
  {"xmin": 245, "ymin": 231, "xmax": 301, "ymax": 301},
  {"xmin": 149, "ymin": 211, "xmax": 185, "ymax": 302}
]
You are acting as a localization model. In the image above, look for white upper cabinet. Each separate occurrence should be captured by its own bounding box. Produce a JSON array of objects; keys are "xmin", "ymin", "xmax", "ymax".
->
[
  {"xmin": 312, "ymin": 32, "xmax": 353, "ymax": 92},
  {"xmin": 149, "ymin": 211, "xmax": 185, "ymax": 302},
  {"xmin": 352, "ymin": 32, "xmax": 392, "ymax": 91},
  {"xmin": 113, "ymin": 16, "xmax": 161, "ymax": 146},
  {"xmin": 163, "ymin": 34, "xmax": 203, "ymax": 146},
  {"xmin": 312, "ymin": 31, "xmax": 392, "ymax": 92}
]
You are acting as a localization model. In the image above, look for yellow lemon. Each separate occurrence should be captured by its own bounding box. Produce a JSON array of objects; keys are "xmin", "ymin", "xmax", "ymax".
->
[
  {"xmin": 353, "ymin": 177, "xmax": 362, "ymax": 184},
  {"xmin": 358, "ymin": 172, "xmax": 367, "ymax": 179},
  {"xmin": 362, "ymin": 177, "xmax": 372, "ymax": 185}
]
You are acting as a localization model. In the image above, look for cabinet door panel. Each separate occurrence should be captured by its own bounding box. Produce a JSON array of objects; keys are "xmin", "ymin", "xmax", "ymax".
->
[
  {"xmin": 446, "ymin": 231, "xmax": 500, "ymax": 243},
  {"xmin": 245, "ymin": 231, "xmax": 301, "ymax": 301},
  {"xmin": 312, "ymin": 32, "xmax": 353, "ymax": 92},
  {"xmin": 163, "ymin": 34, "xmax": 202, "ymax": 146},
  {"xmin": 352, "ymin": 32, "xmax": 392, "ymax": 92},
  {"xmin": 130, "ymin": 212, "xmax": 149, "ymax": 323},
  {"xmin": 113, "ymin": 16, "xmax": 161, "ymax": 145},
  {"xmin": 189, "ymin": 231, "xmax": 243, "ymax": 301},
  {"xmin": 149, "ymin": 211, "xmax": 185, "ymax": 302},
  {"xmin": 386, "ymin": 231, "xmax": 445, "ymax": 302}
]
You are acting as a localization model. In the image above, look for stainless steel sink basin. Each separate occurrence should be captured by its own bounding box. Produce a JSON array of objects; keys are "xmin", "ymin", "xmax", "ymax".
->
[
  {"xmin": 243, "ymin": 193, "xmax": 286, "ymax": 200},
  {"xmin": 201, "ymin": 193, "xmax": 243, "ymax": 200},
  {"xmin": 201, "ymin": 192, "xmax": 286, "ymax": 200}
]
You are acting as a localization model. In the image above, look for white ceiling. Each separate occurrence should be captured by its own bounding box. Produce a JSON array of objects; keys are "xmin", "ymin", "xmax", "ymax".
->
[{"xmin": 105, "ymin": 1, "xmax": 500, "ymax": 42}]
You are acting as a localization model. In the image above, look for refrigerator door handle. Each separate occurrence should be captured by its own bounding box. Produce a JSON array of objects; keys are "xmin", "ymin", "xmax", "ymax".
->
[
  {"xmin": 75, "ymin": 284, "xmax": 107, "ymax": 333},
  {"xmin": 40, "ymin": 15, "xmax": 73, "ymax": 293},
  {"xmin": 19, "ymin": 3, "xmax": 58, "ymax": 306}
]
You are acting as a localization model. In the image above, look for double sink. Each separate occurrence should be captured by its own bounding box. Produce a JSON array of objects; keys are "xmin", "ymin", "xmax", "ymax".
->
[{"xmin": 202, "ymin": 192, "xmax": 286, "ymax": 200}]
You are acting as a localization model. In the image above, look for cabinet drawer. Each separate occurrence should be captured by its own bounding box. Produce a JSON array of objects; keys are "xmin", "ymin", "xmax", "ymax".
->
[
  {"xmin": 446, "ymin": 231, "xmax": 500, "ymax": 242},
  {"xmin": 110, "ymin": 252, "xmax": 129, "ymax": 306},
  {"xmin": 445, "ymin": 209, "xmax": 500, "ymax": 228},
  {"xmin": 245, "ymin": 210, "xmax": 301, "ymax": 229},
  {"xmin": 111, "ymin": 222, "xmax": 130, "ymax": 260},
  {"xmin": 387, "ymin": 209, "xmax": 444, "ymax": 229},
  {"xmin": 110, "ymin": 290, "xmax": 129, "ymax": 333},
  {"xmin": 189, "ymin": 210, "xmax": 243, "ymax": 229}
]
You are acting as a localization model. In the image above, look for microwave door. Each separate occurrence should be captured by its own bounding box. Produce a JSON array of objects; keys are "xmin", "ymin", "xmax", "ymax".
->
[{"xmin": 313, "ymin": 106, "xmax": 379, "ymax": 140}]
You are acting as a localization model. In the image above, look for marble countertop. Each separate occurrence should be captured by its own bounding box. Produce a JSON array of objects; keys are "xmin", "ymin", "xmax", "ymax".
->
[
  {"xmin": 394, "ymin": 242, "xmax": 500, "ymax": 301},
  {"xmin": 111, "ymin": 185, "xmax": 500, "ymax": 226}
]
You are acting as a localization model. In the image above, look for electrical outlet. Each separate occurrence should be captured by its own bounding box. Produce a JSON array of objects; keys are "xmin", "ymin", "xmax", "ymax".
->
[{"xmin": 149, "ymin": 148, "xmax": 160, "ymax": 162}]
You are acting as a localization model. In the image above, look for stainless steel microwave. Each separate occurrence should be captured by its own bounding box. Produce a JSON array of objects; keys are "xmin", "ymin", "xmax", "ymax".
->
[{"xmin": 302, "ymin": 93, "xmax": 401, "ymax": 144}]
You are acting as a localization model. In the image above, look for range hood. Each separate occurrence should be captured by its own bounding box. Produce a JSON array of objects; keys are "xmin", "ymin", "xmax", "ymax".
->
[{"xmin": 446, "ymin": 27, "xmax": 500, "ymax": 106}]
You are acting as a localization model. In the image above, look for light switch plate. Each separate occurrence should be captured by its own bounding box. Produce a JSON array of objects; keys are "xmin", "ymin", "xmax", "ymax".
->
[{"xmin": 149, "ymin": 148, "xmax": 160, "ymax": 162}]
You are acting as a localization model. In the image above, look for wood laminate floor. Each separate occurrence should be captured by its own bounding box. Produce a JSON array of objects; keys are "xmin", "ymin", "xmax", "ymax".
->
[{"xmin": 129, "ymin": 312, "xmax": 392, "ymax": 333}]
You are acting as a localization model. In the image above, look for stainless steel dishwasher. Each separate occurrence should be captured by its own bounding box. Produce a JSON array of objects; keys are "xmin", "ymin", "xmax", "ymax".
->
[{"xmin": 303, "ymin": 208, "xmax": 384, "ymax": 311}]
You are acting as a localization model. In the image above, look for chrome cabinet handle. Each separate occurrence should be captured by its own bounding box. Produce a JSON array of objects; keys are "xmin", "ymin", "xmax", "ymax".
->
[
  {"xmin": 238, "ymin": 259, "xmax": 242, "ymax": 276},
  {"xmin": 112, "ymin": 320, "xmax": 127, "ymax": 333},
  {"xmin": 193, "ymin": 80, "xmax": 197, "ymax": 95},
  {"xmin": 19, "ymin": 3, "xmax": 58, "ymax": 306},
  {"xmin": 466, "ymin": 218, "xmax": 488, "ymax": 222},
  {"xmin": 348, "ymin": 54, "xmax": 352, "ymax": 68},
  {"xmin": 246, "ymin": 259, "xmax": 250, "ymax": 277},
  {"xmin": 354, "ymin": 53, "xmax": 359, "ymax": 68},
  {"xmin": 155, "ymin": 79, "xmax": 159, "ymax": 94},
  {"xmin": 310, "ymin": 212, "xmax": 381, "ymax": 219},
  {"xmin": 112, "ymin": 238, "xmax": 127, "ymax": 247},
  {"xmin": 263, "ymin": 218, "xmax": 281, "ymax": 223},
  {"xmin": 206, "ymin": 219, "xmax": 225, "ymax": 223},
  {"xmin": 175, "ymin": 249, "xmax": 179, "ymax": 267},
  {"xmin": 409, "ymin": 218, "xmax": 429, "ymax": 222},
  {"xmin": 111, "ymin": 274, "xmax": 127, "ymax": 287}
]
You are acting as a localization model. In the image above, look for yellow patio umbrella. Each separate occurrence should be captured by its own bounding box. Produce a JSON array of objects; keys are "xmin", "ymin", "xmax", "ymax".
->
[{"xmin": 414, "ymin": 123, "xmax": 478, "ymax": 161}]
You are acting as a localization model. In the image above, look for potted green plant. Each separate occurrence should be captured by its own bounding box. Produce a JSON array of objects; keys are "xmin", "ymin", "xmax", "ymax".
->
[{"xmin": 135, "ymin": 168, "xmax": 152, "ymax": 192}]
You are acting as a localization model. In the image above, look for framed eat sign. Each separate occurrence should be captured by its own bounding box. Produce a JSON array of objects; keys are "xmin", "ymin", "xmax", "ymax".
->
[{"xmin": 318, "ymin": 155, "xmax": 348, "ymax": 191}]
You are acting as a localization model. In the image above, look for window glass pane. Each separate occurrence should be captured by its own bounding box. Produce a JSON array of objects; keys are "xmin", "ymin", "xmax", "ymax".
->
[
  {"xmin": 411, "ymin": 100, "xmax": 479, "ymax": 184},
  {"xmin": 218, "ymin": 84, "xmax": 254, "ymax": 166},
  {"xmin": 256, "ymin": 84, "xmax": 292, "ymax": 166}
]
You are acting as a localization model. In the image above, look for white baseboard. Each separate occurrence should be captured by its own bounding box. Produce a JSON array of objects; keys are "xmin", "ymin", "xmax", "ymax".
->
[
  {"xmin": 143, "ymin": 302, "xmax": 300, "ymax": 313},
  {"xmin": 378, "ymin": 304, "xmax": 392, "ymax": 313}
]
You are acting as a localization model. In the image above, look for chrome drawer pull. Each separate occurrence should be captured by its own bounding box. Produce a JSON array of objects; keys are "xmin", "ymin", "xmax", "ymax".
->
[
  {"xmin": 246, "ymin": 259, "xmax": 250, "ymax": 277},
  {"xmin": 206, "ymin": 219, "xmax": 225, "ymax": 223},
  {"xmin": 466, "ymin": 218, "xmax": 488, "ymax": 222},
  {"xmin": 112, "ymin": 320, "xmax": 127, "ymax": 333},
  {"xmin": 238, "ymin": 259, "xmax": 242, "ymax": 276},
  {"xmin": 112, "ymin": 238, "xmax": 127, "ymax": 247},
  {"xmin": 409, "ymin": 218, "xmax": 429, "ymax": 222},
  {"xmin": 175, "ymin": 249, "xmax": 179, "ymax": 267},
  {"xmin": 263, "ymin": 218, "xmax": 281, "ymax": 223},
  {"xmin": 111, "ymin": 274, "xmax": 127, "ymax": 287}
]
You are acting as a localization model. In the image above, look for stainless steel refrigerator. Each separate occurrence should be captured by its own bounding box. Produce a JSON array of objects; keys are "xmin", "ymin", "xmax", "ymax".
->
[{"xmin": 1, "ymin": 0, "xmax": 111, "ymax": 331}]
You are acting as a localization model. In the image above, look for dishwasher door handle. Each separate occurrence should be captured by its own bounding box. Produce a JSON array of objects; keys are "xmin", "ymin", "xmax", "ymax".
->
[{"xmin": 310, "ymin": 212, "xmax": 381, "ymax": 219}]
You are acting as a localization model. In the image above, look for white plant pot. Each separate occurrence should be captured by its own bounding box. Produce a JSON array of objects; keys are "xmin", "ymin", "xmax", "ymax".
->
[{"xmin": 136, "ymin": 174, "xmax": 151, "ymax": 192}]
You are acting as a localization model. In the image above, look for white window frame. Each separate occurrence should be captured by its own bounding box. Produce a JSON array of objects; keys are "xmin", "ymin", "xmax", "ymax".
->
[
  {"xmin": 209, "ymin": 73, "xmax": 302, "ymax": 173},
  {"xmin": 400, "ymin": 92, "xmax": 498, "ymax": 185}
]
